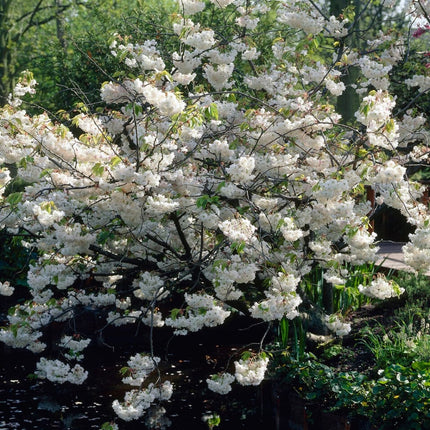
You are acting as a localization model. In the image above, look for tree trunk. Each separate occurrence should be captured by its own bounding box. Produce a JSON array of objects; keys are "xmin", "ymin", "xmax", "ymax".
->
[
  {"xmin": 330, "ymin": 0, "xmax": 360, "ymax": 124},
  {"xmin": 55, "ymin": 0, "xmax": 67, "ymax": 53},
  {"xmin": 0, "ymin": 0, "xmax": 14, "ymax": 102},
  {"xmin": 322, "ymin": 281, "xmax": 334, "ymax": 315}
]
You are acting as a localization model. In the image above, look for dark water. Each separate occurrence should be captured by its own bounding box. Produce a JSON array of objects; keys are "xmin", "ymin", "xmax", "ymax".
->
[
  {"xmin": 0, "ymin": 335, "xmax": 377, "ymax": 430},
  {"xmin": 0, "ymin": 343, "xmax": 275, "ymax": 430},
  {"xmin": 0, "ymin": 303, "xmax": 281, "ymax": 430}
]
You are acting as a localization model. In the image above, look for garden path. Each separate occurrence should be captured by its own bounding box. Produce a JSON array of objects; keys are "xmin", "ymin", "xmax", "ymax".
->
[{"xmin": 376, "ymin": 240, "xmax": 430, "ymax": 275}]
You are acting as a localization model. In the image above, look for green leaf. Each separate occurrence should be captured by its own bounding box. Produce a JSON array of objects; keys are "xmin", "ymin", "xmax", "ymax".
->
[
  {"xmin": 207, "ymin": 414, "xmax": 221, "ymax": 428},
  {"xmin": 40, "ymin": 201, "xmax": 56, "ymax": 214},
  {"xmin": 196, "ymin": 195, "xmax": 220, "ymax": 209},
  {"xmin": 385, "ymin": 118, "xmax": 395, "ymax": 133},
  {"xmin": 101, "ymin": 422, "xmax": 117, "ymax": 430},
  {"xmin": 39, "ymin": 169, "xmax": 53, "ymax": 178},
  {"xmin": 412, "ymin": 361, "xmax": 430, "ymax": 371},
  {"xmin": 241, "ymin": 351, "xmax": 253, "ymax": 361},
  {"xmin": 343, "ymin": 4, "xmax": 356, "ymax": 21},
  {"xmin": 259, "ymin": 351, "xmax": 269, "ymax": 360},
  {"xmin": 92, "ymin": 163, "xmax": 105, "ymax": 177},
  {"xmin": 6, "ymin": 192, "xmax": 23, "ymax": 207},
  {"xmin": 18, "ymin": 156, "xmax": 34, "ymax": 169},
  {"xmin": 216, "ymin": 181, "xmax": 225, "ymax": 192},
  {"xmin": 204, "ymin": 103, "xmax": 219, "ymax": 121},
  {"xmin": 119, "ymin": 366, "xmax": 130, "ymax": 376},
  {"xmin": 227, "ymin": 93, "xmax": 236, "ymax": 102},
  {"xmin": 110, "ymin": 156, "xmax": 122, "ymax": 168},
  {"xmin": 237, "ymin": 206, "xmax": 249, "ymax": 215},
  {"xmin": 11, "ymin": 324, "xmax": 18, "ymax": 338},
  {"xmin": 361, "ymin": 104, "xmax": 370, "ymax": 117},
  {"xmin": 231, "ymin": 241, "xmax": 245, "ymax": 254},
  {"xmin": 170, "ymin": 308, "xmax": 181, "ymax": 320},
  {"xmin": 97, "ymin": 230, "xmax": 115, "ymax": 245},
  {"xmin": 155, "ymin": 70, "xmax": 173, "ymax": 82}
]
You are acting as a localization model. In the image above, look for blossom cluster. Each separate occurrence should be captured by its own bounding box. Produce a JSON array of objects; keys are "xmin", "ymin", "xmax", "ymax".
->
[
  {"xmin": 0, "ymin": 0, "xmax": 428, "ymax": 424},
  {"xmin": 59, "ymin": 335, "xmax": 91, "ymax": 361},
  {"xmin": 112, "ymin": 381, "xmax": 173, "ymax": 421},
  {"xmin": 206, "ymin": 372, "xmax": 235, "ymax": 394},
  {"xmin": 122, "ymin": 354, "xmax": 161, "ymax": 386},
  {"xmin": 358, "ymin": 276, "xmax": 405, "ymax": 300},
  {"xmin": 0, "ymin": 281, "xmax": 14, "ymax": 296},
  {"xmin": 206, "ymin": 353, "xmax": 270, "ymax": 393},
  {"xmin": 250, "ymin": 273, "xmax": 302, "ymax": 321},
  {"xmin": 355, "ymin": 90, "xmax": 399, "ymax": 149},
  {"xmin": 35, "ymin": 358, "xmax": 88, "ymax": 384},
  {"xmin": 324, "ymin": 314, "xmax": 352, "ymax": 337},
  {"xmin": 234, "ymin": 355, "xmax": 269, "ymax": 386},
  {"xmin": 165, "ymin": 293, "xmax": 231, "ymax": 335}
]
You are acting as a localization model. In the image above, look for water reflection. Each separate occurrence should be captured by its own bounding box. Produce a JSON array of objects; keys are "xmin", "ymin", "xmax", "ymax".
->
[{"xmin": 0, "ymin": 345, "xmax": 271, "ymax": 429}]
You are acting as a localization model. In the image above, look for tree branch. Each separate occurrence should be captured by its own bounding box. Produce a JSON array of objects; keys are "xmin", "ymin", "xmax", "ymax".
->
[
  {"xmin": 170, "ymin": 212, "xmax": 192, "ymax": 260},
  {"xmin": 89, "ymin": 244, "xmax": 158, "ymax": 269}
]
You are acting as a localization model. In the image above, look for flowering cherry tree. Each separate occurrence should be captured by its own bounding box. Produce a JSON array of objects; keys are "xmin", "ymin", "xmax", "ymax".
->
[{"xmin": 0, "ymin": 0, "xmax": 430, "ymax": 425}]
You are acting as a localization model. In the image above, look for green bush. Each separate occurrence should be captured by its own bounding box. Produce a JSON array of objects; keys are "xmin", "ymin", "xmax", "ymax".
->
[{"xmin": 275, "ymin": 353, "xmax": 430, "ymax": 429}]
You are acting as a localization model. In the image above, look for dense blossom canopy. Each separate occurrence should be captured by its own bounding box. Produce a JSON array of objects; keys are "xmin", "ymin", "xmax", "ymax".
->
[{"xmin": 0, "ymin": 0, "xmax": 429, "ymax": 424}]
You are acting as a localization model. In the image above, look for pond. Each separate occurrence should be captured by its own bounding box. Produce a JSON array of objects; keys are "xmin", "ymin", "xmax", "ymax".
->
[
  {"xmin": 0, "ymin": 343, "xmax": 378, "ymax": 430},
  {"xmin": 0, "ymin": 306, "xmax": 379, "ymax": 430},
  {"xmin": 0, "ymin": 341, "xmax": 278, "ymax": 430}
]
